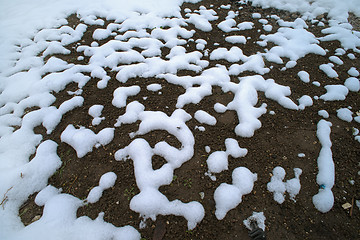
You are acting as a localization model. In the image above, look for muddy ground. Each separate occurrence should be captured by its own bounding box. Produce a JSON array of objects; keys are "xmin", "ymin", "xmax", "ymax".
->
[{"xmin": 18, "ymin": 0, "xmax": 360, "ymax": 239}]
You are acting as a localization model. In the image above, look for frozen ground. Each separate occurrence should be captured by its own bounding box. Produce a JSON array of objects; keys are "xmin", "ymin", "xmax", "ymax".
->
[{"xmin": 0, "ymin": 0, "xmax": 359, "ymax": 239}]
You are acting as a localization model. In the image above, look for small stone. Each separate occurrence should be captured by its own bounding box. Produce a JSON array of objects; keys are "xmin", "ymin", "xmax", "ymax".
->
[
  {"xmin": 342, "ymin": 202, "xmax": 352, "ymax": 209},
  {"xmin": 31, "ymin": 215, "xmax": 41, "ymax": 223}
]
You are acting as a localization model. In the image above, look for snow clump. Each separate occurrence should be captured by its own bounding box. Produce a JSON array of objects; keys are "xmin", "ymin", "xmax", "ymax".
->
[
  {"xmin": 214, "ymin": 167, "xmax": 257, "ymax": 220},
  {"xmin": 87, "ymin": 172, "xmax": 117, "ymax": 203},
  {"xmin": 336, "ymin": 108, "xmax": 353, "ymax": 122},
  {"xmin": 243, "ymin": 212, "xmax": 266, "ymax": 231},
  {"xmin": 206, "ymin": 138, "xmax": 248, "ymax": 175},
  {"xmin": 267, "ymin": 166, "xmax": 302, "ymax": 203},
  {"xmin": 313, "ymin": 120, "xmax": 334, "ymax": 213},
  {"xmin": 61, "ymin": 125, "xmax": 114, "ymax": 158}
]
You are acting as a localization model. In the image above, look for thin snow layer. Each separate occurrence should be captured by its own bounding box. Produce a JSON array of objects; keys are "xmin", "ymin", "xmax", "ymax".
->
[
  {"xmin": 313, "ymin": 120, "xmax": 335, "ymax": 213},
  {"xmin": 0, "ymin": 0, "xmax": 359, "ymax": 238},
  {"xmin": 248, "ymin": 0, "xmax": 360, "ymax": 22},
  {"xmin": 214, "ymin": 167, "xmax": 257, "ymax": 220},
  {"xmin": 243, "ymin": 212, "xmax": 266, "ymax": 231},
  {"xmin": 115, "ymin": 109, "xmax": 204, "ymax": 230},
  {"xmin": 0, "ymin": 0, "xmax": 199, "ymax": 74}
]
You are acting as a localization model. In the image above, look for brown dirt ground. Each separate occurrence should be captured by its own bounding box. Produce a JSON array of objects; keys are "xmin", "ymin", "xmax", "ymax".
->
[{"xmin": 19, "ymin": 1, "xmax": 360, "ymax": 239}]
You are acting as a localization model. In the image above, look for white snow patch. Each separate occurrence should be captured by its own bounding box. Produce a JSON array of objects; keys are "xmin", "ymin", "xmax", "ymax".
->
[
  {"xmin": 61, "ymin": 125, "xmax": 114, "ymax": 158},
  {"xmin": 227, "ymin": 75, "xmax": 298, "ymax": 138},
  {"xmin": 263, "ymin": 24, "xmax": 273, "ymax": 32},
  {"xmin": 318, "ymin": 110, "xmax": 329, "ymax": 118},
  {"xmin": 267, "ymin": 166, "xmax": 302, "ymax": 203},
  {"xmin": 214, "ymin": 103, "xmax": 227, "ymax": 113},
  {"xmin": 93, "ymin": 28, "xmax": 111, "ymax": 41},
  {"xmin": 147, "ymin": 83, "xmax": 162, "ymax": 92},
  {"xmin": 185, "ymin": 7, "xmax": 218, "ymax": 32},
  {"xmin": 312, "ymin": 81, "xmax": 321, "ymax": 87},
  {"xmin": 267, "ymin": 166, "xmax": 286, "ymax": 204},
  {"xmin": 286, "ymin": 168, "xmax": 302, "ymax": 202},
  {"xmin": 225, "ymin": 35, "xmax": 247, "ymax": 44},
  {"xmin": 115, "ymin": 109, "xmax": 204, "ymax": 230},
  {"xmin": 214, "ymin": 167, "xmax": 257, "ymax": 220},
  {"xmin": 207, "ymin": 138, "xmax": 247, "ymax": 175},
  {"xmin": 348, "ymin": 67, "xmax": 359, "ymax": 77},
  {"xmin": 194, "ymin": 110, "xmax": 216, "ymax": 126},
  {"xmin": 115, "ymin": 101, "xmax": 145, "ymax": 127},
  {"xmin": 348, "ymin": 53, "xmax": 356, "ymax": 59},
  {"xmin": 205, "ymin": 146, "xmax": 211, "ymax": 153},
  {"xmin": 336, "ymin": 108, "xmax": 353, "ymax": 122},
  {"xmin": 297, "ymin": 71, "xmax": 310, "ymax": 83},
  {"xmin": 345, "ymin": 77, "xmax": 360, "ymax": 92},
  {"xmin": 319, "ymin": 63, "xmax": 338, "ymax": 78},
  {"xmin": 237, "ymin": 22, "xmax": 254, "ymax": 31},
  {"xmin": 313, "ymin": 120, "xmax": 334, "ymax": 213},
  {"xmin": 218, "ymin": 19, "xmax": 238, "ymax": 32},
  {"xmin": 89, "ymin": 105, "xmax": 105, "ymax": 126},
  {"xmin": 262, "ymin": 26, "xmax": 326, "ymax": 64},
  {"xmin": 298, "ymin": 95, "xmax": 313, "ymax": 110},
  {"xmin": 87, "ymin": 172, "xmax": 117, "ymax": 203},
  {"xmin": 112, "ymin": 86, "xmax": 141, "ymax": 108},
  {"xmin": 329, "ymin": 56, "xmax": 343, "ymax": 65},
  {"xmin": 320, "ymin": 85, "xmax": 349, "ymax": 101},
  {"xmin": 252, "ymin": 13, "xmax": 261, "ymax": 19}
]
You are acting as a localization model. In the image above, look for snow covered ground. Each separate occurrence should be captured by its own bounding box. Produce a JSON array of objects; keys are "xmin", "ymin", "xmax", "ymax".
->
[{"xmin": 0, "ymin": 0, "xmax": 359, "ymax": 239}]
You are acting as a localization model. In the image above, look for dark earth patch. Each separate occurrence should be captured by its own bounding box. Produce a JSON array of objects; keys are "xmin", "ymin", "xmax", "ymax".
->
[{"xmin": 19, "ymin": 0, "xmax": 360, "ymax": 239}]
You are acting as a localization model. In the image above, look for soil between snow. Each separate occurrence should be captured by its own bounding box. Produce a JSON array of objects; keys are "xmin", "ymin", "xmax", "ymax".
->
[{"xmin": 18, "ymin": 1, "xmax": 360, "ymax": 239}]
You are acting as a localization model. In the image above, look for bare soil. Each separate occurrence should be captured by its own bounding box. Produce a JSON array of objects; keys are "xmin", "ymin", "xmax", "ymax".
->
[{"xmin": 19, "ymin": 1, "xmax": 360, "ymax": 239}]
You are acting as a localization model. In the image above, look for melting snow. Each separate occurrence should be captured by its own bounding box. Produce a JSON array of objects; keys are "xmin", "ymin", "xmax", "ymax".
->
[{"xmin": 0, "ymin": 0, "xmax": 360, "ymax": 238}]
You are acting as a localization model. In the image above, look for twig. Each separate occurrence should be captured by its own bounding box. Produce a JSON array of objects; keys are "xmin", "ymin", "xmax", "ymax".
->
[
  {"xmin": 67, "ymin": 176, "xmax": 78, "ymax": 193},
  {"xmin": 350, "ymin": 197, "xmax": 354, "ymax": 217},
  {"xmin": 0, "ymin": 186, "xmax": 13, "ymax": 209}
]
